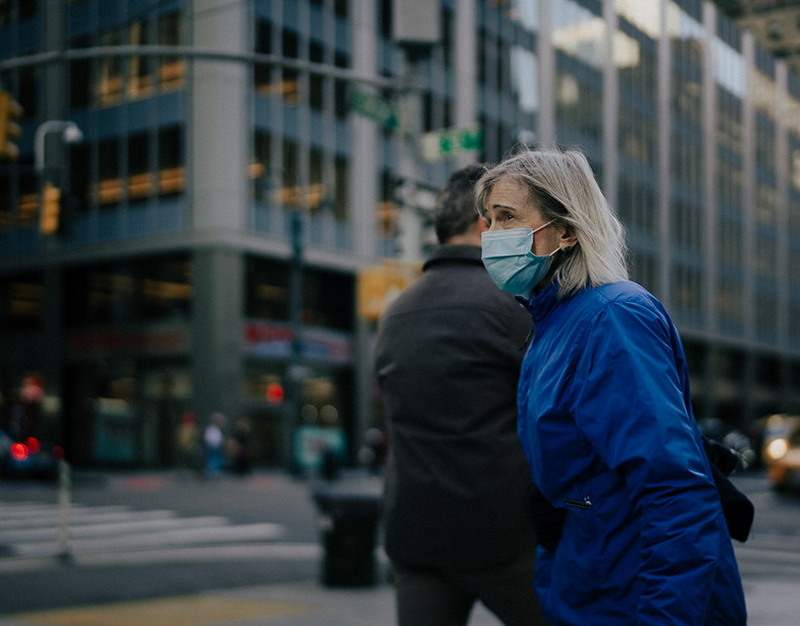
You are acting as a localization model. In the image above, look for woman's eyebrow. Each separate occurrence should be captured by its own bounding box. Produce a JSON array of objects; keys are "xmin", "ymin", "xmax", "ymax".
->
[{"xmin": 490, "ymin": 202, "xmax": 517, "ymax": 210}]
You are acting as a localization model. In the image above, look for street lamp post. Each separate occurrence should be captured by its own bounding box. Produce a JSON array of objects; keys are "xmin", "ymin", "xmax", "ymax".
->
[
  {"xmin": 34, "ymin": 120, "xmax": 83, "ymax": 174},
  {"xmin": 34, "ymin": 120, "xmax": 83, "ymax": 236}
]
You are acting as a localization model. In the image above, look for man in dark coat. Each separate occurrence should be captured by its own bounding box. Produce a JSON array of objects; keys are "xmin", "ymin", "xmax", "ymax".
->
[{"xmin": 374, "ymin": 165, "xmax": 547, "ymax": 626}]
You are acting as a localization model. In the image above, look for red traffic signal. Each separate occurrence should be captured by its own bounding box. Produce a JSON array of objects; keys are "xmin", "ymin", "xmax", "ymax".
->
[{"xmin": 265, "ymin": 382, "xmax": 285, "ymax": 404}]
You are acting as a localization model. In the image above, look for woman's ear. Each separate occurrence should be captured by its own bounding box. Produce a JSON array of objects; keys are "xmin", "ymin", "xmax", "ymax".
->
[{"xmin": 559, "ymin": 227, "xmax": 578, "ymax": 252}]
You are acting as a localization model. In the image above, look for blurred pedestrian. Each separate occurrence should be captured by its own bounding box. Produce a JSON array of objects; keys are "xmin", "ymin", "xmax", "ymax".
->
[
  {"xmin": 475, "ymin": 147, "xmax": 746, "ymax": 624},
  {"xmin": 203, "ymin": 412, "xmax": 226, "ymax": 477},
  {"xmin": 175, "ymin": 411, "xmax": 201, "ymax": 475},
  {"xmin": 374, "ymin": 164, "xmax": 548, "ymax": 626},
  {"xmin": 358, "ymin": 427, "xmax": 387, "ymax": 475},
  {"xmin": 228, "ymin": 417, "xmax": 253, "ymax": 476}
]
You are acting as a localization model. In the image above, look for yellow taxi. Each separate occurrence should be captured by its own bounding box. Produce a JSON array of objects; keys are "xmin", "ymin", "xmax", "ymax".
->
[{"xmin": 762, "ymin": 414, "xmax": 800, "ymax": 491}]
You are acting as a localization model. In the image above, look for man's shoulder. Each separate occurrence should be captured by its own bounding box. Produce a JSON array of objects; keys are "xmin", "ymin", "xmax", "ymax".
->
[{"xmin": 392, "ymin": 263, "xmax": 523, "ymax": 312}]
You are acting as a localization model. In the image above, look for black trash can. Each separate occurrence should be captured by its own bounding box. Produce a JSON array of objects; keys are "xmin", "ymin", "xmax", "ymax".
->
[{"xmin": 312, "ymin": 485, "xmax": 382, "ymax": 587}]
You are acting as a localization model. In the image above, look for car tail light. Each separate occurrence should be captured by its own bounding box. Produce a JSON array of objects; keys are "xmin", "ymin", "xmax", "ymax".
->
[
  {"xmin": 25, "ymin": 437, "xmax": 41, "ymax": 454},
  {"xmin": 10, "ymin": 442, "xmax": 29, "ymax": 461},
  {"xmin": 52, "ymin": 445, "xmax": 65, "ymax": 461}
]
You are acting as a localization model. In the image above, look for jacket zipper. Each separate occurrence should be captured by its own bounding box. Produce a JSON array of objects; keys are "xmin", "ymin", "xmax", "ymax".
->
[{"xmin": 563, "ymin": 496, "xmax": 592, "ymax": 510}]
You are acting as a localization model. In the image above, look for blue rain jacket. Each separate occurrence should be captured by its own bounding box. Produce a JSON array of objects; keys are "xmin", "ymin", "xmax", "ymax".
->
[{"xmin": 518, "ymin": 281, "xmax": 746, "ymax": 625}]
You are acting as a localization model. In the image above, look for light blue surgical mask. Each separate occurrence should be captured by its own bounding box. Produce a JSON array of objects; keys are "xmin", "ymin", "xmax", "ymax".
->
[{"xmin": 481, "ymin": 223, "xmax": 558, "ymax": 297}]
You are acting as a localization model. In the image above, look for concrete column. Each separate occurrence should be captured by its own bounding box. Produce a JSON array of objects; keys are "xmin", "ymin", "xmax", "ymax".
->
[
  {"xmin": 190, "ymin": 247, "xmax": 244, "ymax": 425},
  {"xmin": 350, "ymin": 0, "xmax": 380, "ymax": 260},
  {"xmin": 740, "ymin": 32, "xmax": 757, "ymax": 422},
  {"xmin": 187, "ymin": 0, "xmax": 250, "ymax": 235},
  {"xmin": 537, "ymin": 0, "xmax": 556, "ymax": 148},
  {"xmin": 702, "ymin": 2, "xmax": 718, "ymax": 333},
  {"xmin": 185, "ymin": 0, "xmax": 250, "ymax": 448},
  {"xmin": 774, "ymin": 62, "xmax": 790, "ymax": 350},
  {"xmin": 658, "ymin": 0, "xmax": 673, "ymax": 308},
  {"xmin": 602, "ymin": 0, "xmax": 618, "ymax": 208},
  {"xmin": 454, "ymin": 0, "xmax": 477, "ymax": 169},
  {"xmin": 350, "ymin": 0, "xmax": 381, "ymax": 457}
]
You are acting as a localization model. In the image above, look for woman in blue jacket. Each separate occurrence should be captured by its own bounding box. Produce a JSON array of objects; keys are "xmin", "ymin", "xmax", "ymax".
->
[{"xmin": 475, "ymin": 148, "xmax": 747, "ymax": 625}]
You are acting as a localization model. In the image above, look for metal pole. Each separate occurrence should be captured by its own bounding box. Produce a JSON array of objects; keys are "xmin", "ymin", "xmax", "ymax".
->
[
  {"xmin": 34, "ymin": 120, "xmax": 83, "ymax": 237},
  {"xmin": 396, "ymin": 56, "xmax": 424, "ymax": 262},
  {"xmin": 286, "ymin": 208, "xmax": 304, "ymax": 472},
  {"xmin": 57, "ymin": 459, "xmax": 72, "ymax": 564},
  {"xmin": 0, "ymin": 46, "xmax": 397, "ymax": 91},
  {"xmin": 34, "ymin": 120, "xmax": 83, "ymax": 174}
]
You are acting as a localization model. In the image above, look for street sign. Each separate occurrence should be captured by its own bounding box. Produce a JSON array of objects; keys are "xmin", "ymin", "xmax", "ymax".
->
[
  {"xmin": 351, "ymin": 89, "xmax": 398, "ymax": 129},
  {"xmin": 394, "ymin": 177, "xmax": 439, "ymax": 211},
  {"xmin": 420, "ymin": 126, "xmax": 483, "ymax": 162}
]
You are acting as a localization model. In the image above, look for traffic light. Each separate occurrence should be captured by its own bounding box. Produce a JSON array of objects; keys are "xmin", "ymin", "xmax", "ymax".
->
[
  {"xmin": 0, "ymin": 90, "xmax": 23, "ymax": 161},
  {"xmin": 40, "ymin": 183, "xmax": 61, "ymax": 235},
  {"xmin": 265, "ymin": 382, "xmax": 285, "ymax": 405}
]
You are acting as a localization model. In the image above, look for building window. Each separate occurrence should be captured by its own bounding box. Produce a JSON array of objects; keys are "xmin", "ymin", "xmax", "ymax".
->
[
  {"xmin": 158, "ymin": 11, "xmax": 185, "ymax": 92},
  {"xmin": 64, "ymin": 254, "xmax": 192, "ymax": 328},
  {"xmin": 0, "ymin": 273, "xmax": 43, "ymax": 330},
  {"xmin": 69, "ymin": 10, "xmax": 184, "ymax": 109},
  {"xmin": 245, "ymin": 256, "xmax": 289, "ymax": 321},
  {"xmin": 73, "ymin": 126, "xmax": 184, "ymax": 212},
  {"xmin": 0, "ymin": 170, "xmax": 38, "ymax": 231},
  {"xmin": 254, "ymin": 19, "xmax": 350, "ymax": 120},
  {"xmin": 245, "ymin": 256, "xmax": 353, "ymax": 332}
]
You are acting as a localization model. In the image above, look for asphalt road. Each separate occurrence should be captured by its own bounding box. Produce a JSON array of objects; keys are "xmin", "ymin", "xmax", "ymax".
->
[{"xmin": 0, "ymin": 468, "xmax": 798, "ymax": 624}]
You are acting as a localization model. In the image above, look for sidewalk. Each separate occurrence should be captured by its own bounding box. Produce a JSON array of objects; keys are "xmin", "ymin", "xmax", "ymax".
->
[
  {"xmin": 0, "ymin": 580, "xmax": 501, "ymax": 626},
  {"xmin": 1, "ymin": 576, "xmax": 796, "ymax": 625}
]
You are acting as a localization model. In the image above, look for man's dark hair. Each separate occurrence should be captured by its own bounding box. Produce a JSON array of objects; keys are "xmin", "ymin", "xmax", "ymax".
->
[{"xmin": 434, "ymin": 163, "xmax": 487, "ymax": 244}]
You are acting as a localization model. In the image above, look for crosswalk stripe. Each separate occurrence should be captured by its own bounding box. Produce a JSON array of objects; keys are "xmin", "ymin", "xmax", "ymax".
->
[
  {"xmin": 0, "ymin": 505, "xmax": 140, "ymax": 529},
  {"xmin": 0, "ymin": 542, "xmax": 326, "ymax": 574},
  {"xmin": 0, "ymin": 508, "xmax": 177, "ymax": 531},
  {"xmin": 1, "ymin": 514, "xmax": 229, "ymax": 542},
  {"xmin": 0, "ymin": 503, "xmax": 74, "ymax": 518},
  {"xmin": 13, "ymin": 522, "xmax": 286, "ymax": 557},
  {"xmin": 0, "ymin": 500, "xmax": 286, "ymax": 562}
]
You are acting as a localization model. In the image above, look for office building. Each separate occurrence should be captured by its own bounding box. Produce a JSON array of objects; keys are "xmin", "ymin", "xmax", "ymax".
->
[
  {"xmin": 714, "ymin": 0, "xmax": 800, "ymax": 76},
  {"xmin": 1, "ymin": 0, "xmax": 798, "ymax": 469}
]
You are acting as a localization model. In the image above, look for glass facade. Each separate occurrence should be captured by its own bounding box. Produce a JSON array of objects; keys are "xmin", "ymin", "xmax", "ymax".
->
[{"xmin": 1, "ymin": 0, "xmax": 800, "ymax": 468}]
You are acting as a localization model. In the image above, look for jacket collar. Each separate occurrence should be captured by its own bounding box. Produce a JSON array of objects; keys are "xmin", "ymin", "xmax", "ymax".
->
[
  {"xmin": 518, "ymin": 281, "xmax": 561, "ymax": 323},
  {"xmin": 423, "ymin": 245, "xmax": 483, "ymax": 271}
]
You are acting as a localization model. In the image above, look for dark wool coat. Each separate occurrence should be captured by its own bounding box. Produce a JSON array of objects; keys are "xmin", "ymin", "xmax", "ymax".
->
[{"xmin": 375, "ymin": 245, "xmax": 537, "ymax": 570}]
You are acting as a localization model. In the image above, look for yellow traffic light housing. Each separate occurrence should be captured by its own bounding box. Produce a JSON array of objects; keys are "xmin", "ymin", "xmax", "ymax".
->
[
  {"xmin": 40, "ymin": 183, "xmax": 61, "ymax": 235},
  {"xmin": 357, "ymin": 261, "xmax": 420, "ymax": 321},
  {"xmin": 0, "ymin": 90, "xmax": 23, "ymax": 161}
]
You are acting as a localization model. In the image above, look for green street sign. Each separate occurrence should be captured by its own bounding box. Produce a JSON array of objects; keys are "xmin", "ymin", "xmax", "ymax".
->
[
  {"xmin": 420, "ymin": 126, "xmax": 483, "ymax": 162},
  {"xmin": 351, "ymin": 89, "xmax": 398, "ymax": 129}
]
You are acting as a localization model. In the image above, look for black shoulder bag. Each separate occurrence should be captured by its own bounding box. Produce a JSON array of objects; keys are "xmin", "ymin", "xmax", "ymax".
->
[{"xmin": 702, "ymin": 436, "xmax": 755, "ymax": 543}]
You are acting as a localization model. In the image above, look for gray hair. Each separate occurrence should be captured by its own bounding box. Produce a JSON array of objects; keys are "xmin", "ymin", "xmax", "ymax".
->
[{"xmin": 474, "ymin": 148, "xmax": 629, "ymax": 298}]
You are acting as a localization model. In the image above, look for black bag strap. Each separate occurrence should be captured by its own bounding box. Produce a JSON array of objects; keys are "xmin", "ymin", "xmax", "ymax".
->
[{"xmin": 702, "ymin": 435, "xmax": 755, "ymax": 542}]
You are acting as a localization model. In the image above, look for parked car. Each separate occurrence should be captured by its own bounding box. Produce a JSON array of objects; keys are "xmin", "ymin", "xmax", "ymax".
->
[
  {"xmin": 0, "ymin": 429, "xmax": 64, "ymax": 480},
  {"xmin": 761, "ymin": 414, "xmax": 800, "ymax": 491}
]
